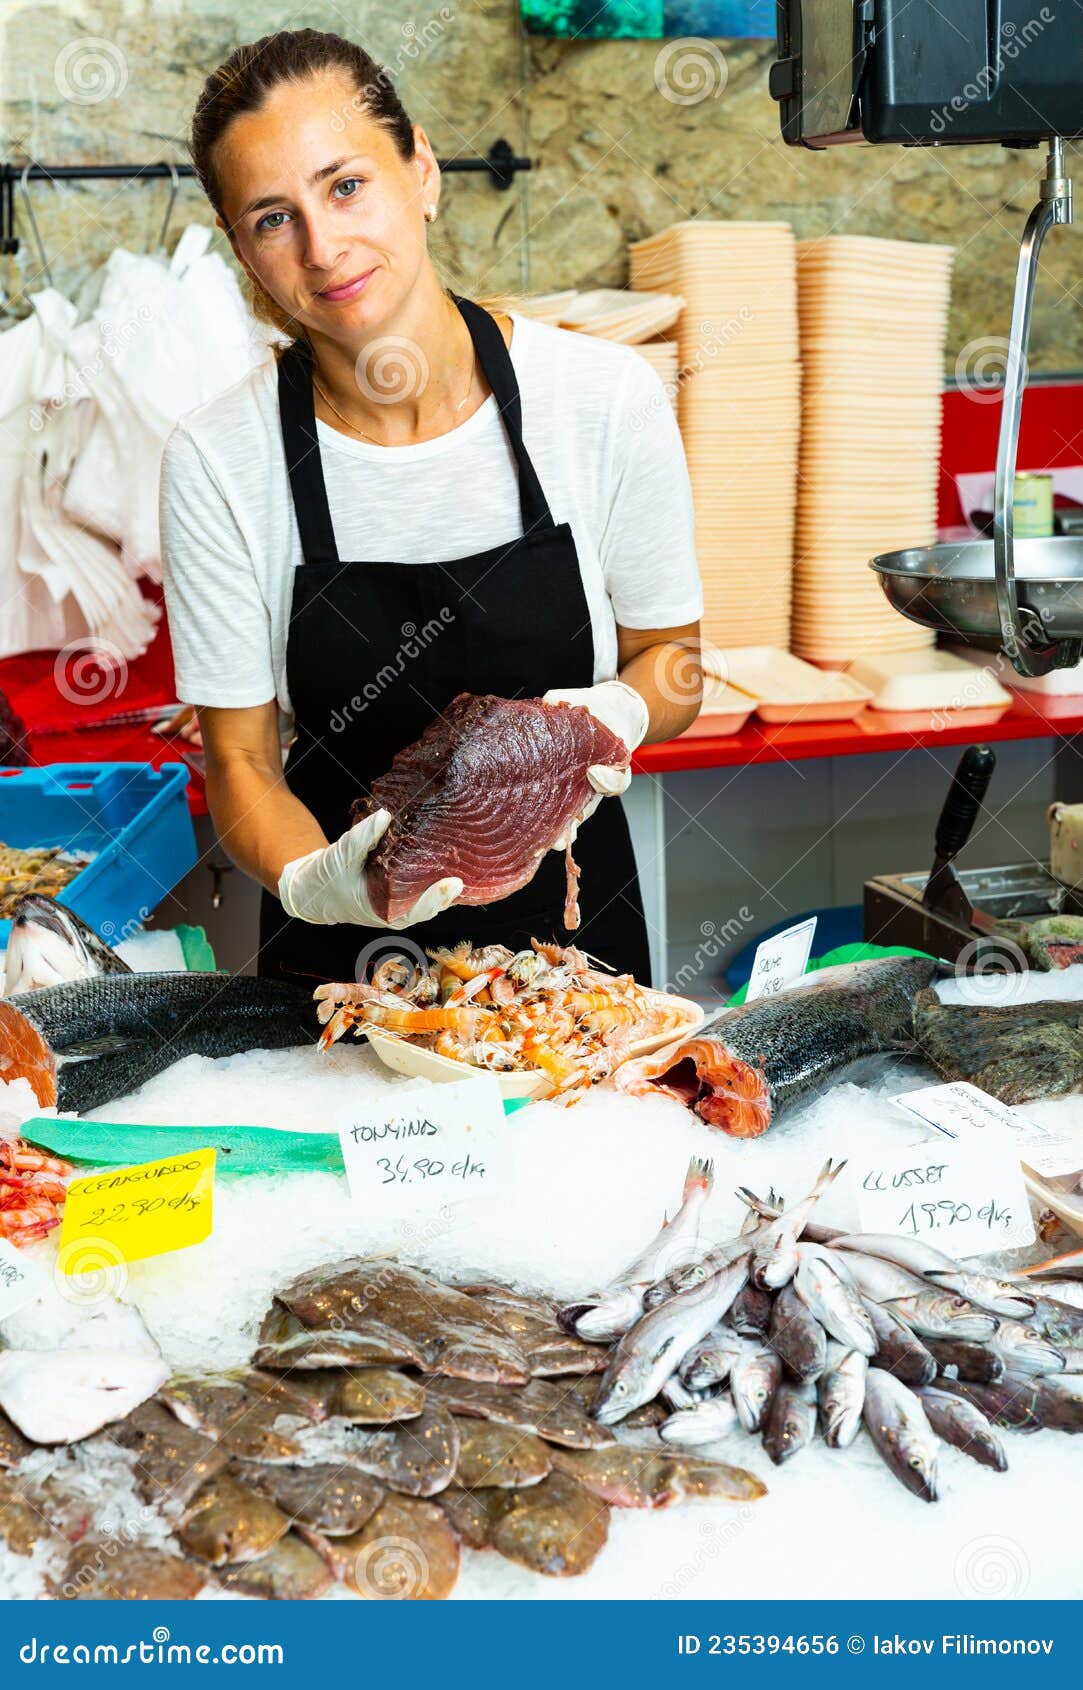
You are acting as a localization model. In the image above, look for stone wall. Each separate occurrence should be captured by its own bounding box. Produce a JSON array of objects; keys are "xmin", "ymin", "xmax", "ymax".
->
[{"xmin": 2, "ymin": 1, "xmax": 1080, "ymax": 370}]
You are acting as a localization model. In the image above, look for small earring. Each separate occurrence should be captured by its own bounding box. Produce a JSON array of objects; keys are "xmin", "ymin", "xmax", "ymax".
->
[{"xmin": 424, "ymin": 203, "xmax": 438, "ymax": 223}]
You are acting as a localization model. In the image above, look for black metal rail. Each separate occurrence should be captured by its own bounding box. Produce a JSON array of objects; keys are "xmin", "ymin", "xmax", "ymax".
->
[{"xmin": 0, "ymin": 139, "xmax": 533, "ymax": 255}]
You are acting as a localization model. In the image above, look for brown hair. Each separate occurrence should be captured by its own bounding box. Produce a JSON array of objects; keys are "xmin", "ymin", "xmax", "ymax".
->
[{"xmin": 189, "ymin": 29, "xmax": 417, "ymax": 338}]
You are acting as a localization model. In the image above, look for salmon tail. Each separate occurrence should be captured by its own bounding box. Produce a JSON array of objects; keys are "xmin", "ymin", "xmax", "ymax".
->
[
  {"xmin": 683, "ymin": 1155, "xmax": 714, "ymax": 1202},
  {"xmin": 0, "ymin": 1000, "xmax": 57, "ymax": 1109}
]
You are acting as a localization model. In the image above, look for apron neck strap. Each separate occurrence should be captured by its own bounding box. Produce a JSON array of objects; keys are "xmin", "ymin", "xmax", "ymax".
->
[
  {"xmin": 276, "ymin": 297, "xmax": 555, "ymax": 567},
  {"xmin": 450, "ymin": 294, "xmax": 554, "ymax": 536}
]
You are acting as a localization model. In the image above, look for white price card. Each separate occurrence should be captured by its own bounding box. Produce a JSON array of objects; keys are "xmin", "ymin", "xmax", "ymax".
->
[
  {"xmin": 0, "ymin": 1238, "xmax": 47, "ymax": 1321},
  {"xmin": 893, "ymin": 1080, "xmax": 1083, "ymax": 1178},
  {"xmin": 337, "ymin": 1075, "xmax": 507, "ymax": 1216},
  {"xmin": 853, "ymin": 1138, "xmax": 1035, "ymax": 1256},
  {"xmin": 745, "ymin": 917, "xmax": 817, "ymax": 1003}
]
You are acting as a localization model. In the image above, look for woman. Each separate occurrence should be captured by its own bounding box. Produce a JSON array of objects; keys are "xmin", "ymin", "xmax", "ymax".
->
[{"xmin": 161, "ymin": 29, "xmax": 703, "ymax": 988}]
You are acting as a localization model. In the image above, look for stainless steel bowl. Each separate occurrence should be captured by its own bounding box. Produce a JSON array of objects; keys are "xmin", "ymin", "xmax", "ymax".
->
[{"xmin": 870, "ymin": 535, "xmax": 1083, "ymax": 649}]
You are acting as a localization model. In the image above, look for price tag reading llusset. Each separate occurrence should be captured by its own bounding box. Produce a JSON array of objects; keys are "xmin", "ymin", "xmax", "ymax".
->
[
  {"xmin": 58, "ymin": 1148, "xmax": 216, "ymax": 1270},
  {"xmin": 852, "ymin": 1138, "xmax": 1034, "ymax": 1256},
  {"xmin": 338, "ymin": 1074, "xmax": 506, "ymax": 1215},
  {"xmin": 745, "ymin": 916, "xmax": 817, "ymax": 1003}
]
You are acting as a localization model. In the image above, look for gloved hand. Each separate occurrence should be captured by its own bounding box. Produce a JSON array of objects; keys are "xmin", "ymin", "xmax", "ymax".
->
[
  {"xmin": 278, "ymin": 810, "xmax": 463, "ymax": 929},
  {"xmin": 542, "ymin": 680, "xmax": 650, "ymax": 841}
]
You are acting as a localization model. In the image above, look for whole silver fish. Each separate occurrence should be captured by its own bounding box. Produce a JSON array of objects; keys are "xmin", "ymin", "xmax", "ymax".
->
[
  {"xmin": 660, "ymin": 1376, "xmax": 702, "ymax": 1411},
  {"xmin": 924, "ymin": 1337, "xmax": 1005, "ymax": 1384},
  {"xmin": 794, "ymin": 1246, "xmax": 876, "ymax": 1356},
  {"xmin": 1034, "ymin": 1372, "xmax": 1083, "ymax": 1431},
  {"xmin": 830, "ymin": 1232, "xmax": 959, "ymax": 1277},
  {"xmin": 818, "ymin": 1344, "xmax": 868, "ymax": 1449},
  {"xmin": 730, "ymin": 1342, "xmax": 782, "ymax": 1433},
  {"xmin": 864, "ymin": 1300, "xmax": 937, "ymax": 1386},
  {"xmin": 679, "ymin": 1325, "xmax": 745, "ymax": 1390},
  {"xmin": 747, "ymin": 1160, "xmax": 844, "ymax": 1291},
  {"xmin": 1028, "ymin": 1295, "xmax": 1083, "ymax": 1348},
  {"xmin": 885, "ymin": 1292, "xmax": 998, "ymax": 1343},
  {"xmin": 994, "ymin": 1319, "xmax": 1065, "ymax": 1378},
  {"xmin": 914, "ymin": 1383, "xmax": 1008, "ymax": 1471},
  {"xmin": 564, "ymin": 1156, "xmax": 714, "ymax": 1341},
  {"xmin": 659, "ymin": 1395, "xmax": 739, "ymax": 1446},
  {"xmin": 762, "ymin": 1377, "xmax": 817, "ymax": 1466},
  {"xmin": 767, "ymin": 1283, "xmax": 827, "ymax": 1381},
  {"xmin": 592, "ymin": 1254, "xmax": 750, "ymax": 1426},
  {"xmin": 646, "ymin": 1236, "xmax": 751, "ymax": 1308},
  {"xmin": 830, "ymin": 1251, "xmax": 929, "ymax": 1303},
  {"xmin": 923, "ymin": 1269, "xmax": 1035, "ymax": 1321},
  {"xmin": 862, "ymin": 1368, "xmax": 940, "ymax": 1502}
]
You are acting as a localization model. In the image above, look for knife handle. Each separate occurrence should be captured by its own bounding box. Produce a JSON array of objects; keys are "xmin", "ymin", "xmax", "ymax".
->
[{"xmin": 934, "ymin": 745, "xmax": 996, "ymax": 863}]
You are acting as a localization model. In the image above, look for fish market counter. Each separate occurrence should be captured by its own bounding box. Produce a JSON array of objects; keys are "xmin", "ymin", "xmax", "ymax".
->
[{"xmin": 1, "ymin": 964, "xmax": 1081, "ymax": 1602}]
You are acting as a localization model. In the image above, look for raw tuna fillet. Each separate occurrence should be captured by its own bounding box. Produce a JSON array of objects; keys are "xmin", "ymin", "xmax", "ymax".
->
[{"xmin": 352, "ymin": 693, "xmax": 629, "ymax": 926}]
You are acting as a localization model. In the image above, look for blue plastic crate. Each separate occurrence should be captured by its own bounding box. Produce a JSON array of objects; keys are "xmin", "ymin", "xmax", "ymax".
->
[{"xmin": 0, "ymin": 763, "xmax": 197, "ymax": 949}]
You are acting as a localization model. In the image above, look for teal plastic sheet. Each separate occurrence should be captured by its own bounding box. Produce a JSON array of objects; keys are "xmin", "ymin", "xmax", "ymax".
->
[{"xmin": 22, "ymin": 1095, "xmax": 537, "ymax": 1174}]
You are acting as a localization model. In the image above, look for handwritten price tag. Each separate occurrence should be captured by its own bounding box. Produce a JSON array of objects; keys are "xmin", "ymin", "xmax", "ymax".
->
[
  {"xmin": 58, "ymin": 1148, "xmax": 216, "ymax": 1270},
  {"xmin": 853, "ymin": 1138, "xmax": 1034, "ymax": 1256},
  {"xmin": 745, "ymin": 917, "xmax": 817, "ymax": 1003},
  {"xmin": 893, "ymin": 1080, "xmax": 1083, "ymax": 1178},
  {"xmin": 0, "ymin": 1238, "xmax": 47, "ymax": 1319},
  {"xmin": 338, "ymin": 1075, "xmax": 506, "ymax": 1217}
]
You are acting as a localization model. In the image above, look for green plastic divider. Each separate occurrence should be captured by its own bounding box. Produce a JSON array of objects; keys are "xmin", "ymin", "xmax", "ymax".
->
[{"xmin": 726, "ymin": 940, "xmax": 935, "ymax": 1007}]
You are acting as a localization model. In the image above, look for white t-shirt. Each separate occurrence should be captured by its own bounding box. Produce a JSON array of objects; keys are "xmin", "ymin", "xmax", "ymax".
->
[{"xmin": 159, "ymin": 312, "xmax": 703, "ymax": 729}]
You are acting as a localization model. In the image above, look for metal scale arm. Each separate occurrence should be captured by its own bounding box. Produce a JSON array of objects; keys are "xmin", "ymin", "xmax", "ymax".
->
[{"xmin": 993, "ymin": 138, "xmax": 1080, "ymax": 677}]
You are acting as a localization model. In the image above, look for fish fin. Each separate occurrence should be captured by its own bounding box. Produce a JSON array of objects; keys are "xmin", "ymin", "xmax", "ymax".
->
[
  {"xmin": 683, "ymin": 1155, "xmax": 714, "ymax": 1201},
  {"xmin": 813, "ymin": 1158, "xmax": 846, "ymax": 1195}
]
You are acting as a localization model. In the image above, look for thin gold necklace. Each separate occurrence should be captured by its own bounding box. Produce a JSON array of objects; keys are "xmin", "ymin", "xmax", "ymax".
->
[{"xmin": 311, "ymin": 348, "xmax": 477, "ymax": 444}]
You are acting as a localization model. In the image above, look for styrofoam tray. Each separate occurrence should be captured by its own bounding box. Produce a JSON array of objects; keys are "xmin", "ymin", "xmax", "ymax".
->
[
  {"xmin": 681, "ymin": 680, "xmax": 755, "ymax": 737},
  {"xmin": 845, "ymin": 649, "xmax": 1011, "ymax": 712},
  {"xmin": 721, "ymin": 646, "xmax": 873, "ymax": 721},
  {"xmin": 364, "ymin": 991, "xmax": 705, "ymax": 1101}
]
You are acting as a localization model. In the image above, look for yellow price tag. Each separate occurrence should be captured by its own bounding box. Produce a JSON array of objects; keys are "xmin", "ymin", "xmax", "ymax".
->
[{"xmin": 58, "ymin": 1148, "xmax": 216, "ymax": 1272}]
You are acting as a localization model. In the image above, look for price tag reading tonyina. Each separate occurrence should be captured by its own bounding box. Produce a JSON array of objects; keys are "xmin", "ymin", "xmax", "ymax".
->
[
  {"xmin": 57, "ymin": 1148, "xmax": 216, "ymax": 1270},
  {"xmin": 338, "ymin": 1075, "xmax": 506, "ymax": 1216},
  {"xmin": 853, "ymin": 1138, "xmax": 1034, "ymax": 1256},
  {"xmin": 893, "ymin": 1080, "xmax": 1083, "ymax": 1177},
  {"xmin": 745, "ymin": 916, "xmax": 817, "ymax": 1003},
  {"xmin": 0, "ymin": 1238, "xmax": 48, "ymax": 1319}
]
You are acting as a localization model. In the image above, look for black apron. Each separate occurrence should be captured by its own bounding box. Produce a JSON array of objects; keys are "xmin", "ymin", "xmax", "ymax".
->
[{"xmin": 258, "ymin": 296, "xmax": 652, "ymax": 987}]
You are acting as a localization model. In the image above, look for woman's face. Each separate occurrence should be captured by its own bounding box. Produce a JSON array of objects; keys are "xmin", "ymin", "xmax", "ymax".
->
[{"xmin": 214, "ymin": 68, "xmax": 436, "ymax": 340}]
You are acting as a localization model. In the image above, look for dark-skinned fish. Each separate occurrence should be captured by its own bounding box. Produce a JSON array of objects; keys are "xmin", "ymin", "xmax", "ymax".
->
[
  {"xmin": 767, "ymin": 1283, "xmax": 827, "ymax": 1381},
  {"xmin": 178, "ymin": 1473, "xmax": 291, "ymax": 1566},
  {"xmin": 861, "ymin": 1368, "xmax": 940, "ymax": 1502},
  {"xmin": 547, "ymin": 1443, "xmax": 766, "ymax": 1507},
  {"xmin": 762, "ymin": 1377, "xmax": 817, "ymax": 1466},
  {"xmin": 864, "ymin": 1301, "xmax": 937, "ymax": 1386},
  {"xmin": 924, "ymin": 1337, "xmax": 1005, "ymax": 1384},
  {"xmin": 914, "ymin": 1384, "xmax": 1008, "ymax": 1471}
]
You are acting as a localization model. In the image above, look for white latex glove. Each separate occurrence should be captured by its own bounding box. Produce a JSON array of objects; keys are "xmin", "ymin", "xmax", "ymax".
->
[
  {"xmin": 277, "ymin": 809, "xmax": 464, "ymax": 929},
  {"xmin": 542, "ymin": 680, "xmax": 650, "ymax": 842}
]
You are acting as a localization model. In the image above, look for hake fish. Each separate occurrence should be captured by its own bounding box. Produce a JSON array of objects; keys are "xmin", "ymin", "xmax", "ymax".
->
[
  {"xmin": 923, "ymin": 1270, "xmax": 1035, "ymax": 1321},
  {"xmin": 914, "ymin": 1384, "xmax": 1008, "ymax": 1471},
  {"xmin": 729, "ymin": 1343, "xmax": 782, "ymax": 1434},
  {"xmin": 793, "ymin": 1246, "xmax": 877, "ymax": 1356},
  {"xmin": 591, "ymin": 1253, "xmax": 750, "ymax": 1426},
  {"xmin": 864, "ymin": 1301, "xmax": 937, "ymax": 1386},
  {"xmin": 862, "ymin": 1368, "xmax": 940, "ymax": 1502},
  {"xmin": 679, "ymin": 1324, "xmax": 745, "ymax": 1390},
  {"xmin": 560, "ymin": 1156, "xmax": 714, "ymax": 1341},
  {"xmin": 747, "ymin": 1161, "xmax": 844, "ymax": 1291},
  {"xmin": 884, "ymin": 1292, "xmax": 998, "ymax": 1344},
  {"xmin": 762, "ymin": 1377, "xmax": 817, "ymax": 1466},
  {"xmin": 659, "ymin": 1395, "xmax": 739, "ymax": 1447},
  {"xmin": 818, "ymin": 1345, "xmax": 868, "ymax": 1450},
  {"xmin": 767, "ymin": 1283, "xmax": 827, "ymax": 1382},
  {"xmin": 614, "ymin": 956, "xmax": 936, "ymax": 1136}
]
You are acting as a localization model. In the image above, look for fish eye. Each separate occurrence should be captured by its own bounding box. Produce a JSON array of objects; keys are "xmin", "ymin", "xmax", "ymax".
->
[{"xmin": 908, "ymin": 1455, "xmax": 924, "ymax": 1468}]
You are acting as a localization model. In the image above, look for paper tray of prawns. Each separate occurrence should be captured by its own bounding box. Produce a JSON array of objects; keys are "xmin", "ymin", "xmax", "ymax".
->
[{"xmin": 315, "ymin": 939, "xmax": 704, "ymax": 1102}]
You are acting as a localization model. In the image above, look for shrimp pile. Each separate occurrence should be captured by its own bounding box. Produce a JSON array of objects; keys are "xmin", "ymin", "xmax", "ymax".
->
[
  {"xmin": 0, "ymin": 1140, "xmax": 73, "ymax": 1245},
  {"xmin": 315, "ymin": 939, "xmax": 696, "ymax": 1100}
]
